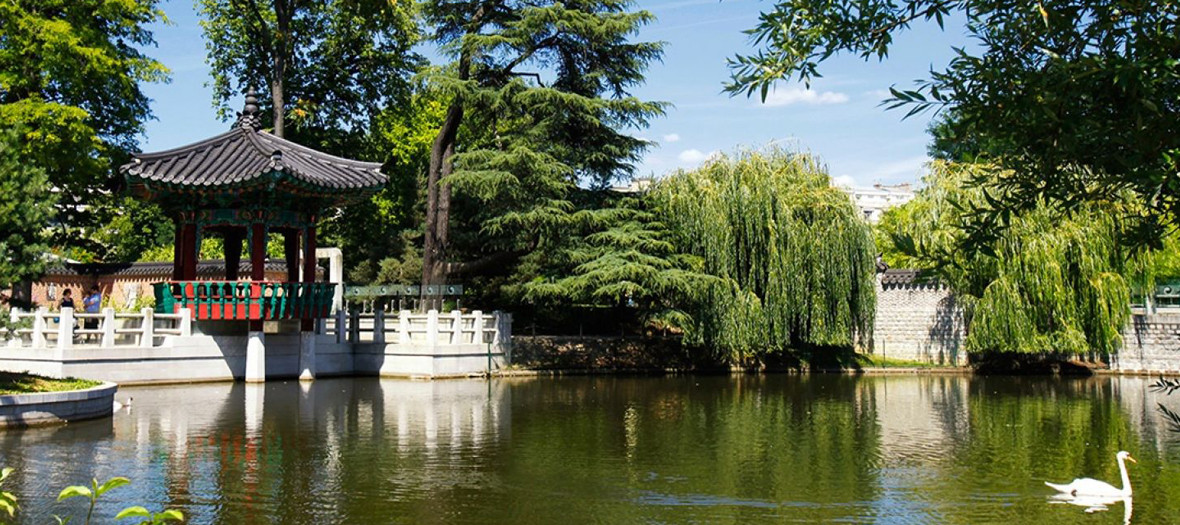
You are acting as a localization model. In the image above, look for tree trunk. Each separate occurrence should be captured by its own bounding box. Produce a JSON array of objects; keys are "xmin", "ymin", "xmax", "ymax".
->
[
  {"xmin": 421, "ymin": 49, "xmax": 471, "ymax": 308},
  {"xmin": 419, "ymin": 5, "xmax": 488, "ymax": 310},
  {"xmin": 271, "ymin": 0, "xmax": 290, "ymax": 138}
]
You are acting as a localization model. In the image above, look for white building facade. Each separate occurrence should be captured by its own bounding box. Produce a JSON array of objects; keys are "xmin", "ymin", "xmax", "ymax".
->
[{"xmin": 840, "ymin": 183, "xmax": 916, "ymax": 223}]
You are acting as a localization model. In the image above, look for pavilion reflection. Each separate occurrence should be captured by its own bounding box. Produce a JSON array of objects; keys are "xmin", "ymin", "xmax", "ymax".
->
[{"xmin": 110, "ymin": 378, "xmax": 512, "ymax": 520}]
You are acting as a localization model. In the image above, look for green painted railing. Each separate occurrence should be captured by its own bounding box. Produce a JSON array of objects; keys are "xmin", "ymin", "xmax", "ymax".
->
[{"xmin": 154, "ymin": 281, "xmax": 335, "ymax": 320}]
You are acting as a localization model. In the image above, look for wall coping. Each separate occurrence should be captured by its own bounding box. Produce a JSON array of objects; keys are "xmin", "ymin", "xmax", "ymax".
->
[{"xmin": 0, "ymin": 381, "xmax": 117, "ymax": 427}]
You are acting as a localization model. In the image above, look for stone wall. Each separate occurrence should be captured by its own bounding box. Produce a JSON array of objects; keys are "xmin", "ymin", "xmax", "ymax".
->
[
  {"xmin": 1114, "ymin": 313, "xmax": 1180, "ymax": 374},
  {"xmin": 511, "ymin": 336, "xmax": 700, "ymax": 371},
  {"xmin": 871, "ymin": 270, "xmax": 1180, "ymax": 371},
  {"xmin": 871, "ymin": 273, "xmax": 966, "ymax": 366},
  {"xmin": 0, "ymin": 382, "xmax": 116, "ymax": 427}
]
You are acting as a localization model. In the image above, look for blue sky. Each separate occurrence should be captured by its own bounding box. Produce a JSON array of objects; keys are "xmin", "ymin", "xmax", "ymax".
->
[{"xmin": 141, "ymin": 0, "xmax": 966, "ymax": 187}]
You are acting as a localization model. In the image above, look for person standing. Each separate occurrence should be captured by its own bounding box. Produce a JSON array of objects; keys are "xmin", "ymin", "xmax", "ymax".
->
[
  {"xmin": 59, "ymin": 288, "xmax": 75, "ymax": 310},
  {"xmin": 83, "ymin": 285, "xmax": 102, "ymax": 342}
]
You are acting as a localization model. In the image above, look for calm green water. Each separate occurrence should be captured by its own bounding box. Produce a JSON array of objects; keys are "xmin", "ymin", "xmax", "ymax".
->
[{"xmin": 1, "ymin": 375, "xmax": 1179, "ymax": 524}]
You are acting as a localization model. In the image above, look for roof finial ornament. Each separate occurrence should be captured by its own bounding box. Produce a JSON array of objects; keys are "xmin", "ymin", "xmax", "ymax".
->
[{"xmin": 234, "ymin": 88, "xmax": 263, "ymax": 131}]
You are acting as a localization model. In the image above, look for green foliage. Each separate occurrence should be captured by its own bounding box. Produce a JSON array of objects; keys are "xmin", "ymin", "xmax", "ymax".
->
[
  {"xmin": 0, "ymin": 0, "xmax": 168, "ymax": 256},
  {"xmin": 199, "ymin": 0, "xmax": 420, "ymax": 134},
  {"xmin": 727, "ymin": 0, "xmax": 1180, "ymax": 237},
  {"xmin": 55, "ymin": 476, "xmax": 182, "ymax": 525},
  {"xmin": 886, "ymin": 161, "xmax": 1150, "ymax": 356},
  {"xmin": 0, "ymin": 467, "xmax": 15, "ymax": 520},
  {"xmin": 1147, "ymin": 233, "xmax": 1180, "ymax": 280},
  {"xmin": 138, "ymin": 237, "xmax": 227, "ymax": 263},
  {"xmin": 89, "ymin": 199, "xmax": 171, "ymax": 263},
  {"xmin": 0, "ymin": 129, "xmax": 55, "ymax": 292},
  {"xmin": 420, "ymin": 0, "xmax": 666, "ymax": 288},
  {"xmin": 321, "ymin": 89, "xmax": 446, "ymax": 283},
  {"xmin": 114, "ymin": 506, "xmax": 184, "ymax": 525},
  {"xmin": 523, "ymin": 195, "xmax": 710, "ymax": 329},
  {"xmin": 652, "ymin": 150, "xmax": 877, "ymax": 360}
]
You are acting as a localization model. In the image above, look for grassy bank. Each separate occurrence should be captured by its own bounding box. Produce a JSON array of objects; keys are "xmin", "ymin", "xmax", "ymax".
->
[
  {"xmin": 0, "ymin": 372, "xmax": 101, "ymax": 395},
  {"xmin": 859, "ymin": 355, "xmax": 951, "ymax": 369}
]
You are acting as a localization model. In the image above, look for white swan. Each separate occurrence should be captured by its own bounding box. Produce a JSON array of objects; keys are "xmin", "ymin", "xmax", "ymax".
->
[
  {"xmin": 112, "ymin": 397, "xmax": 133, "ymax": 411},
  {"xmin": 1045, "ymin": 451, "xmax": 1136, "ymax": 497}
]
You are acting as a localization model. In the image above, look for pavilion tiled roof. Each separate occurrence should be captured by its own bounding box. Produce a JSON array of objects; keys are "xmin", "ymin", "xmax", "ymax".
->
[
  {"xmin": 121, "ymin": 127, "xmax": 385, "ymax": 191},
  {"xmin": 45, "ymin": 260, "xmax": 299, "ymax": 278},
  {"xmin": 120, "ymin": 91, "xmax": 385, "ymax": 193}
]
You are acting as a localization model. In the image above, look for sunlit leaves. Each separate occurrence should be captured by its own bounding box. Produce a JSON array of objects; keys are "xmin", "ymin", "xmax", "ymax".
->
[
  {"xmin": 728, "ymin": 0, "xmax": 1180, "ymax": 234},
  {"xmin": 654, "ymin": 149, "xmax": 877, "ymax": 360},
  {"xmin": 199, "ymin": 0, "xmax": 420, "ymax": 129},
  {"xmin": 881, "ymin": 161, "xmax": 1148, "ymax": 356},
  {"xmin": 0, "ymin": 129, "xmax": 55, "ymax": 293}
]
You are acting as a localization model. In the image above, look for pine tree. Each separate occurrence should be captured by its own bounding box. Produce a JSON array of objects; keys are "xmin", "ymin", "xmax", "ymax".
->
[{"xmin": 419, "ymin": 0, "xmax": 665, "ymax": 303}]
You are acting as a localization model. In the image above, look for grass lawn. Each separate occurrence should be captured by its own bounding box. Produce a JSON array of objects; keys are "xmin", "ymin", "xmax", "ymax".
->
[
  {"xmin": 860, "ymin": 354, "xmax": 951, "ymax": 369},
  {"xmin": 0, "ymin": 372, "xmax": 101, "ymax": 395}
]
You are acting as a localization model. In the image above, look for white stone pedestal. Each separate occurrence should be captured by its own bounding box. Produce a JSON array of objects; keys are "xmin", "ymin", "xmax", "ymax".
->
[
  {"xmin": 299, "ymin": 332, "xmax": 317, "ymax": 381},
  {"xmin": 245, "ymin": 330, "xmax": 266, "ymax": 382}
]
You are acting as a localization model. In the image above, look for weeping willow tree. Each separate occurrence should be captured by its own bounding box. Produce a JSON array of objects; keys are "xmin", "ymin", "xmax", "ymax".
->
[
  {"xmin": 651, "ymin": 150, "xmax": 877, "ymax": 361},
  {"xmin": 880, "ymin": 161, "xmax": 1154, "ymax": 357}
]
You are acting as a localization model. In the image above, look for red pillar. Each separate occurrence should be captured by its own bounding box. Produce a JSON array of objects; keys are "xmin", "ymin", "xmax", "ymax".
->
[
  {"xmin": 301, "ymin": 223, "xmax": 317, "ymax": 330},
  {"xmin": 181, "ymin": 223, "xmax": 198, "ymax": 281},
  {"xmin": 250, "ymin": 223, "xmax": 267, "ymax": 281},
  {"xmin": 172, "ymin": 221, "xmax": 184, "ymax": 280},
  {"xmin": 250, "ymin": 222, "xmax": 267, "ymax": 331}
]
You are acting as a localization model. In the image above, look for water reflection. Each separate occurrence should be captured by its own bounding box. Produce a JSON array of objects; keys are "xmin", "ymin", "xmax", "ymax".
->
[
  {"xmin": 1049, "ymin": 493, "xmax": 1133, "ymax": 523},
  {"xmin": 0, "ymin": 375, "xmax": 1177, "ymax": 523}
]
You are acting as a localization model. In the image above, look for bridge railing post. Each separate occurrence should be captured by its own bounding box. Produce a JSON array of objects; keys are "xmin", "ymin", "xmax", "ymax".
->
[
  {"xmin": 57, "ymin": 307, "xmax": 74, "ymax": 351},
  {"xmin": 472, "ymin": 310, "xmax": 484, "ymax": 344},
  {"xmin": 426, "ymin": 310, "xmax": 439, "ymax": 347},
  {"xmin": 374, "ymin": 308, "xmax": 386, "ymax": 345},
  {"xmin": 101, "ymin": 308, "xmax": 116, "ymax": 347},
  {"xmin": 398, "ymin": 310, "xmax": 410, "ymax": 344},
  {"xmin": 451, "ymin": 310, "xmax": 464, "ymax": 345},
  {"xmin": 140, "ymin": 307, "xmax": 155, "ymax": 347},
  {"xmin": 31, "ymin": 307, "xmax": 47, "ymax": 348},
  {"xmin": 178, "ymin": 308, "xmax": 192, "ymax": 336},
  {"xmin": 349, "ymin": 307, "xmax": 361, "ymax": 343},
  {"xmin": 335, "ymin": 309, "xmax": 346, "ymax": 343}
]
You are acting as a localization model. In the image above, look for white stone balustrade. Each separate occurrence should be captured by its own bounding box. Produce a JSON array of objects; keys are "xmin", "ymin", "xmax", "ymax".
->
[
  {"xmin": 3, "ymin": 307, "xmax": 193, "ymax": 349},
  {"xmin": 333, "ymin": 309, "xmax": 511, "ymax": 346}
]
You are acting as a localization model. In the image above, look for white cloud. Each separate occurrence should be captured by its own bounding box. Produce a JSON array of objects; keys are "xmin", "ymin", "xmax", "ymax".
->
[
  {"xmin": 863, "ymin": 89, "xmax": 892, "ymax": 101},
  {"xmin": 663, "ymin": 133, "xmax": 681, "ymax": 143},
  {"xmin": 762, "ymin": 88, "xmax": 849, "ymax": 107},
  {"xmin": 832, "ymin": 175, "xmax": 857, "ymax": 188},
  {"xmin": 678, "ymin": 149, "xmax": 718, "ymax": 164}
]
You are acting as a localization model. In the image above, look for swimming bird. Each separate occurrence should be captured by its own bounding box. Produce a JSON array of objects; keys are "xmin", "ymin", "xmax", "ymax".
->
[
  {"xmin": 112, "ymin": 397, "xmax": 133, "ymax": 411},
  {"xmin": 1045, "ymin": 451, "xmax": 1136, "ymax": 497}
]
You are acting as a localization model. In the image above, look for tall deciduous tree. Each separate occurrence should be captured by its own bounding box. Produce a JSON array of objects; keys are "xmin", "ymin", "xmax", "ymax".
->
[
  {"xmin": 880, "ymin": 161, "xmax": 1152, "ymax": 356},
  {"xmin": 655, "ymin": 150, "xmax": 876, "ymax": 361},
  {"xmin": 0, "ymin": 0, "xmax": 169, "ymax": 254},
  {"xmin": 419, "ymin": 0, "xmax": 665, "ymax": 298},
  {"xmin": 0, "ymin": 130, "xmax": 55, "ymax": 295},
  {"xmin": 727, "ymin": 0, "xmax": 1180, "ymax": 234},
  {"xmin": 199, "ymin": 0, "xmax": 419, "ymax": 139}
]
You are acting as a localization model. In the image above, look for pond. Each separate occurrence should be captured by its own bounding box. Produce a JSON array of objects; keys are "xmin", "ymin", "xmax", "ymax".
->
[{"xmin": 1, "ymin": 374, "xmax": 1178, "ymax": 524}]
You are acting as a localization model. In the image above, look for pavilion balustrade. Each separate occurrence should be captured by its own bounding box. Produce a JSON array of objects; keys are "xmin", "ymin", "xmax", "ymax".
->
[{"xmin": 154, "ymin": 281, "xmax": 335, "ymax": 321}]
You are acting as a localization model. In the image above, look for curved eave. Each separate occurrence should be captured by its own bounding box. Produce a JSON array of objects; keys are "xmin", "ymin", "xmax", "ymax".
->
[
  {"xmin": 127, "ymin": 170, "xmax": 382, "ymax": 207},
  {"xmin": 120, "ymin": 127, "xmax": 387, "ymax": 193}
]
